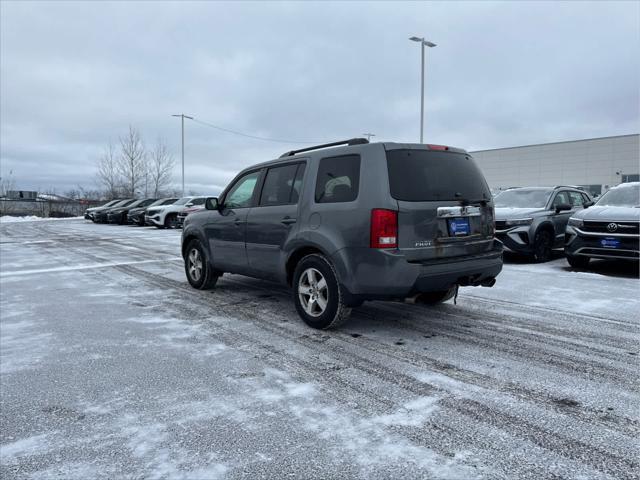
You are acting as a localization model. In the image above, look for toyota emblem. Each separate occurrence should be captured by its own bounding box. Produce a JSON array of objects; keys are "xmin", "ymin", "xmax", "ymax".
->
[{"xmin": 606, "ymin": 223, "xmax": 618, "ymax": 232}]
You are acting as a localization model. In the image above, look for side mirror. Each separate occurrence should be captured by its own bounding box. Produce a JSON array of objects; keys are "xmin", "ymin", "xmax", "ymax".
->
[
  {"xmin": 583, "ymin": 201, "xmax": 594, "ymax": 208},
  {"xmin": 555, "ymin": 203, "xmax": 572, "ymax": 213},
  {"xmin": 205, "ymin": 197, "xmax": 219, "ymax": 210}
]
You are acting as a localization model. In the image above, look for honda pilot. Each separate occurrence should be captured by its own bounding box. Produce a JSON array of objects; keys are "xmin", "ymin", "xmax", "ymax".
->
[{"xmin": 182, "ymin": 139, "xmax": 503, "ymax": 329}]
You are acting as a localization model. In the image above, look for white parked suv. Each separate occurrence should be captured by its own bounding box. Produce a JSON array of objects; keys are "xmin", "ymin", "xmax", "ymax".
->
[{"xmin": 145, "ymin": 196, "xmax": 206, "ymax": 229}]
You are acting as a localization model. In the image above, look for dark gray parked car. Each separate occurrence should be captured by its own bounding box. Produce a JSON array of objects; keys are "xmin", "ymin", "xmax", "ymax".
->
[
  {"xmin": 565, "ymin": 182, "xmax": 639, "ymax": 267},
  {"xmin": 494, "ymin": 186, "xmax": 593, "ymax": 262},
  {"xmin": 182, "ymin": 139, "xmax": 503, "ymax": 329},
  {"xmin": 84, "ymin": 199, "xmax": 121, "ymax": 221}
]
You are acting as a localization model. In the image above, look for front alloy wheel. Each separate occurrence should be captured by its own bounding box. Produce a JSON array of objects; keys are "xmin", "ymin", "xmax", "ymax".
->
[
  {"xmin": 184, "ymin": 239, "xmax": 219, "ymax": 290},
  {"xmin": 533, "ymin": 229, "xmax": 553, "ymax": 263},
  {"xmin": 187, "ymin": 248, "xmax": 203, "ymax": 283}
]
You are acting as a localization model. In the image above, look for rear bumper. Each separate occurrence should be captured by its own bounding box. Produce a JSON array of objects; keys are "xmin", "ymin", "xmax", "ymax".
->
[
  {"xmin": 331, "ymin": 240, "xmax": 503, "ymax": 300},
  {"xmin": 565, "ymin": 226, "xmax": 639, "ymax": 261}
]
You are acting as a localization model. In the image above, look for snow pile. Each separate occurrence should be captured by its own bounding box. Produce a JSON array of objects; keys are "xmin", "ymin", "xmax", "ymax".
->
[{"xmin": 0, "ymin": 216, "xmax": 84, "ymax": 223}]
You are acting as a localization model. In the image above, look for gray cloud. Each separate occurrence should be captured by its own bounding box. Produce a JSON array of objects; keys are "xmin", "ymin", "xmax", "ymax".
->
[{"xmin": 1, "ymin": 1, "xmax": 638, "ymax": 195}]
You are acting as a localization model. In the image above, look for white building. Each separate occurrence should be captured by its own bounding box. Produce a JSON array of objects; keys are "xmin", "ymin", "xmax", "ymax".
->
[{"xmin": 471, "ymin": 134, "xmax": 639, "ymax": 196}]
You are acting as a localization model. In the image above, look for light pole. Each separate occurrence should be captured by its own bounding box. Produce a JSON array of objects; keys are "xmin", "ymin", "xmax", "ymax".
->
[
  {"xmin": 409, "ymin": 36, "xmax": 436, "ymax": 143},
  {"xmin": 172, "ymin": 113, "xmax": 193, "ymax": 196},
  {"xmin": 362, "ymin": 132, "xmax": 376, "ymax": 141}
]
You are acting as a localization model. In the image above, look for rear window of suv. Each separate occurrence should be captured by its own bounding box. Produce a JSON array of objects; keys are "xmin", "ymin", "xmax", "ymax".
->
[{"xmin": 386, "ymin": 149, "xmax": 490, "ymax": 202}]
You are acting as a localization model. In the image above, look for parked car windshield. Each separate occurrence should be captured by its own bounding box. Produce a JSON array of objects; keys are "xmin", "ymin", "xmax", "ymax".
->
[
  {"xmin": 174, "ymin": 197, "xmax": 192, "ymax": 205},
  {"xmin": 596, "ymin": 184, "xmax": 640, "ymax": 207},
  {"xmin": 494, "ymin": 188, "xmax": 553, "ymax": 208},
  {"xmin": 386, "ymin": 150, "xmax": 491, "ymax": 202}
]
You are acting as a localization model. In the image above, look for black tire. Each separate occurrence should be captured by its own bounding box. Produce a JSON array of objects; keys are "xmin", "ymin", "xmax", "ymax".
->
[
  {"xmin": 533, "ymin": 229, "xmax": 553, "ymax": 262},
  {"xmin": 418, "ymin": 285, "xmax": 458, "ymax": 305},
  {"xmin": 566, "ymin": 254, "xmax": 590, "ymax": 268},
  {"xmin": 184, "ymin": 239, "xmax": 220, "ymax": 290},
  {"xmin": 137, "ymin": 217, "xmax": 145, "ymax": 227},
  {"xmin": 292, "ymin": 254, "xmax": 351, "ymax": 329},
  {"xmin": 165, "ymin": 213, "xmax": 178, "ymax": 229}
]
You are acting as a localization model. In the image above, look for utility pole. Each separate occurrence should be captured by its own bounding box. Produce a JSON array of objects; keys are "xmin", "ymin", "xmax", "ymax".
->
[
  {"xmin": 409, "ymin": 36, "xmax": 436, "ymax": 143},
  {"xmin": 171, "ymin": 114, "xmax": 193, "ymax": 196},
  {"xmin": 362, "ymin": 133, "xmax": 376, "ymax": 141}
]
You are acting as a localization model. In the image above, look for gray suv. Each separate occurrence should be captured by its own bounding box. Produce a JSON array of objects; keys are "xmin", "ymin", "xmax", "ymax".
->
[
  {"xmin": 182, "ymin": 139, "xmax": 503, "ymax": 329},
  {"xmin": 494, "ymin": 186, "xmax": 593, "ymax": 262},
  {"xmin": 565, "ymin": 182, "xmax": 640, "ymax": 267}
]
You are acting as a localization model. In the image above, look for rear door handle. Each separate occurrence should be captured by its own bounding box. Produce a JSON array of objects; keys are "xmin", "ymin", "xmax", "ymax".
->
[
  {"xmin": 281, "ymin": 217, "xmax": 297, "ymax": 225},
  {"xmin": 234, "ymin": 218, "xmax": 243, "ymax": 225}
]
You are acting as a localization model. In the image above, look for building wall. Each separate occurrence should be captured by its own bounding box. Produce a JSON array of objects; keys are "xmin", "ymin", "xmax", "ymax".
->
[{"xmin": 471, "ymin": 134, "xmax": 639, "ymax": 194}]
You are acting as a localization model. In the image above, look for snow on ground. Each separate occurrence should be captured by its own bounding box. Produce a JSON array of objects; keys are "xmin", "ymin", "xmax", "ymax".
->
[
  {"xmin": 0, "ymin": 219, "xmax": 638, "ymax": 479},
  {"xmin": 0, "ymin": 215, "xmax": 84, "ymax": 223}
]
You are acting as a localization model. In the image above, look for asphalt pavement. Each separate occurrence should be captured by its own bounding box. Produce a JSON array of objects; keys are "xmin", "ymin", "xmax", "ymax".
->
[{"xmin": 1, "ymin": 219, "xmax": 638, "ymax": 479}]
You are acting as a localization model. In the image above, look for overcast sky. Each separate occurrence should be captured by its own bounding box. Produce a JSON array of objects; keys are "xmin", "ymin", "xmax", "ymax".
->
[{"xmin": 1, "ymin": 1, "xmax": 638, "ymax": 196}]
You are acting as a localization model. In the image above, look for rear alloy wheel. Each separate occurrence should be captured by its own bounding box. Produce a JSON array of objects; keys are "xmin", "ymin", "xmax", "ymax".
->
[
  {"xmin": 533, "ymin": 229, "xmax": 553, "ymax": 263},
  {"xmin": 566, "ymin": 254, "xmax": 590, "ymax": 268},
  {"xmin": 184, "ymin": 239, "xmax": 219, "ymax": 289},
  {"xmin": 293, "ymin": 254, "xmax": 351, "ymax": 329},
  {"xmin": 165, "ymin": 213, "xmax": 178, "ymax": 229}
]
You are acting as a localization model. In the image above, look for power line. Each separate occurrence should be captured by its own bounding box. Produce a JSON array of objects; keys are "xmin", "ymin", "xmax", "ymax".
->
[{"xmin": 189, "ymin": 117, "xmax": 323, "ymax": 145}]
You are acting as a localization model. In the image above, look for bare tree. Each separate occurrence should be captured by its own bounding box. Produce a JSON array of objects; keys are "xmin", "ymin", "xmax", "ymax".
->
[
  {"xmin": 118, "ymin": 126, "xmax": 147, "ymax": 197},
  {"xmin": 149, "ymin": 138, "xmax": 175, "ymax": 197},
  {"xmin": 96, "ymin": 141, "xmax": 120, "ymax": 199}
]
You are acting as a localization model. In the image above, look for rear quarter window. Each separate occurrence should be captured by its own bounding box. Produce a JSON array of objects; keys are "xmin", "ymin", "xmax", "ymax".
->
[{"xmin": 315, "ymin": 155, "xmax": 360, "ymax": 203}]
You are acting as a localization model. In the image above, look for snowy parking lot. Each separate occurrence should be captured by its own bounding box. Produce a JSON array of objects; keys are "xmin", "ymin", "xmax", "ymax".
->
[{"xmin": 1, "ymin": 218, "xmax": 638, "ymax": 479}]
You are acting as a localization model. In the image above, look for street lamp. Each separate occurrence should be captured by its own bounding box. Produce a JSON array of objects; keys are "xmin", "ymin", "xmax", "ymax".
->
[
  {"xmin": 409, "ymin": 36, "xmax": 436, "ymax": 143},
  {"xmin": 172, "ymin": 113, "xmax": 193, "ymax": 196}
]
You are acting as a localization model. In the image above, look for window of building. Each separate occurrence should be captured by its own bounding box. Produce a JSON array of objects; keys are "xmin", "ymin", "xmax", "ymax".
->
[{"xmin": 315, "ymin": 155, "xmax": 360, "ymax": 203}]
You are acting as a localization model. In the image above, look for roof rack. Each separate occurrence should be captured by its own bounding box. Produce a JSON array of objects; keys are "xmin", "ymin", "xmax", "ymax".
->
[{"xmin": 279, "ymin": 138, "xmax": 369, "ymax": 158}]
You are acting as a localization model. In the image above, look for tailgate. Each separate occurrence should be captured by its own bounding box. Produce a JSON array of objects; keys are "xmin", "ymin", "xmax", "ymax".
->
[{"xmin": 397, "ymin": 200, "xmax": 495, "ymax": 262}]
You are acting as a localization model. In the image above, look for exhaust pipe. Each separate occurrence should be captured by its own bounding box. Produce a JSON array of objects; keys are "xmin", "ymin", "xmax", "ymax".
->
[{"xmin": 480, "ymin": 278, "xmax": 496, "ymax": 287}]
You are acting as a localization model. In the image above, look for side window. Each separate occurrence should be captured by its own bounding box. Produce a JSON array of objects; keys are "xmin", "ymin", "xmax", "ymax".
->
[
  {"xmin": 315, "ymin": 154, "xmax": 361, "ymax": 203},
  {"xmin": 581, "ymin": 193, "xmax": 591, "ymax": 204},
  {"xmin": 191, "ymin": 198, "xmax": 205, "ymax": 206},
  {"xmin": 225, "ymin": 171, "xmax": 261, "ymax": 209},
  {"xmin": 259, "ymin": 164, "xmax": 299, "ymax": 206},
  {"xmin": 552, "ymin": 191, "xmax": 570, "ymax": 208},
  {"xmin": 568, "ymin": 191, "xmax": 584, "ymax": 207}
]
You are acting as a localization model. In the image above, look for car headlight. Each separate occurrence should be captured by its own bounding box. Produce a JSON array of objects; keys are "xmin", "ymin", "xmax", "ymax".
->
[
  {"xmin": 568, "ymin": 217, "xmax": 583, "ymax": 227},
  {"xmin": 505, "ymin": 218, "xmax": 533, "ymax": 226}
]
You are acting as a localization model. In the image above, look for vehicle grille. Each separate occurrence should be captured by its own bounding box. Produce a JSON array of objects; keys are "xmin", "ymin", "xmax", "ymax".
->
[{"xmin": 582, "ymin": 221, "xmax": 639, "ymax": 234}]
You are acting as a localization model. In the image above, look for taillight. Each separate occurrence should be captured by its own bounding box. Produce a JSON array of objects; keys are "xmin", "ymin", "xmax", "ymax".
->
[
  {"xmin": 426, "ymin": 144, "xmax": 449, "ymax": 151},
  {"xmin": 370, "ymin": 209, "xmax": 398, "ymax": 248}
]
